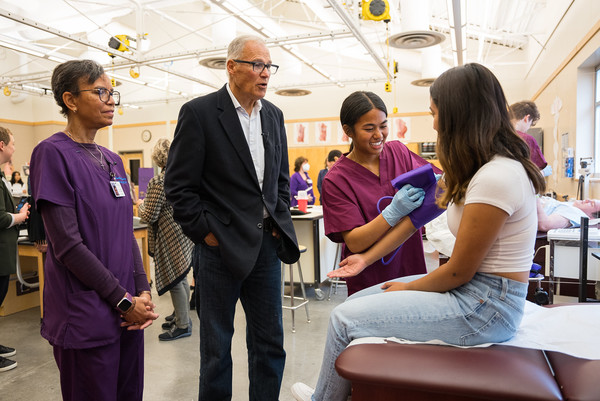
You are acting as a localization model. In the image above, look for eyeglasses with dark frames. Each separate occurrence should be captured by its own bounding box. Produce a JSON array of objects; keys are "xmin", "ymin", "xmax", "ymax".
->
[
  {"xmin": 233, "ymin": 59, "xmax": 279, "ymax": 74},
  {"xmin": 74, "ymin": 88, "xmax": 120, "ymax": 105}
]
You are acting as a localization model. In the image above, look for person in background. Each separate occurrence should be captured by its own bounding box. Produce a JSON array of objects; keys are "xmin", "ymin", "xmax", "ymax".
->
[
  {"xmin": 0, "ymin": 126, "xmax": 30, "ymax": 373},
  {"xmin": 316, "ymin": 149, "xmax": 342, "ymax": 205},
  {"xmin": 510, "ymin": 100, "xmax": 551, "ymax": 176},
  {"xmin": 10, "ymin": 171, "xmax": 26, "ymax": 196},
  {"xmin": 26, "ymin": 168, "xmax": 47, "ymax": 253},
  {"xmin": 2, "ymin": 160, "xmax": 13, "ymax": 192},
  {"xmin": 164, "ymin": 35, "xmax": 299, "ymax": 401},
  {"xmin": 290, "ymin": 156, "xmax": 315, "ymax": 207},
  {"xmin": 139, "ymin": 138, "xmax": 193, "ymax": 341},
  {"xmin": 292, "ymin": 63, "xmax": 546, "ymax": 401},
  {"xmin": 537, "ymin": 196, "xmax": 600, "ymax": 231},
  {"xmin": 319, "ymin": 91, "xmax": 440, "ymax": 296},
  {"xmin": 29, "ymin": 59, "xmax": 157, "ymax": 401}
]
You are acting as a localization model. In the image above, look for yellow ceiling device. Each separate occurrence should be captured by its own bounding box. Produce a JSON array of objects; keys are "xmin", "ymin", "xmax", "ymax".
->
[
  {"xmin": 362, "ymin": 0, "xmax": 391, "ymax": 22},
  {"xmin": 107, "ymin": 35, "xmax": 135, "ymax": 57}
]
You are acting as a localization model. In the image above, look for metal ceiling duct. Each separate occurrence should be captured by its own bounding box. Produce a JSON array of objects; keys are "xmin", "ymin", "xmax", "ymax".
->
[
  {"xmin": 199, "ymin": 57, "xmax": 227, "ymax": 69},
  {"xmin": 275, "ymin": 88, "xmax": 311, "ymax": 97},
  {"xmin": 410, "ymin": 45, "xmax": 446, "ymax": 87},
  {"xmin": 389, "ymin": 0, "xmax": 444, "ymax": 49}
]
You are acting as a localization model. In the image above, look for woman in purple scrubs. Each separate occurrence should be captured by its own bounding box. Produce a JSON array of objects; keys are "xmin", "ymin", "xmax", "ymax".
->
[
  {"xmin": 30, "ymin": 60, "xmax": 158, "ymax": 401},
  {"xmin": 321, "ymin": 91, "xmax": 442, "ymax": 295},
  {"xmin": 290, "ymin": 156, "xmax": 315, "ymax": 207}
]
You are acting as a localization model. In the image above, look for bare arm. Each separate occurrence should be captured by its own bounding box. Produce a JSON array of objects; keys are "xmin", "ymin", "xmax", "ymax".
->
[
  {"xmin": 341, "ymin": 184, "xmax": 424, "ymax": 253},
  {"xmin": 382, "ymin": 203, "xmax": 508, "ymax": 293},
  {"xmin": 536, "ymin": 198, "xmax": 570, "ymax": 231},
  {"xmin": 329, "ymin": 216, "xmax": 418, "ymax": 277},
  {"xmin": 341, "ymin": 214, "xmax": 393, "ymax": 254}
]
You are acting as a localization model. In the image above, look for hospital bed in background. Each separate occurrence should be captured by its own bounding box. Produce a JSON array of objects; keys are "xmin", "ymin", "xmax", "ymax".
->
[{"xmin": 547, "ymin": 217, "xmax": 600, "ymax": 303}]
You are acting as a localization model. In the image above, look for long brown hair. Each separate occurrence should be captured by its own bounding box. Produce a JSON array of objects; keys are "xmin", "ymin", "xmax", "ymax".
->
[{"xmin": 430, "ymin": 63, "xmax": 545, "ymax": 207}]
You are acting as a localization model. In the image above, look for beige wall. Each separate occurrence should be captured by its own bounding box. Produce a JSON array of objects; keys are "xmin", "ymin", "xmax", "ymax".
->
[
  {"xmin": 1, "ymin": 0, "xmax": 599, "ymax": 200},
  {"xmin": 528, "ymin": 14, "xmax": 600, "ymax": 198},
  {"xmin": 0, "ymin": 121, "xmax": 63, "ymax": 177}
]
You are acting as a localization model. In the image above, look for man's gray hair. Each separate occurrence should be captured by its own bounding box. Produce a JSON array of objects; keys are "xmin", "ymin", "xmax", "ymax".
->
[{"xmin": 227, "ymin": 35, "xmax": 266, "ymax": 61}]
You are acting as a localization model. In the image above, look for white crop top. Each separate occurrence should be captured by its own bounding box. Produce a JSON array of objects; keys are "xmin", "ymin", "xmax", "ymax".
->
[{"xmin": 446, "ymin": 156, "xmax": 537, "ymax": 273}]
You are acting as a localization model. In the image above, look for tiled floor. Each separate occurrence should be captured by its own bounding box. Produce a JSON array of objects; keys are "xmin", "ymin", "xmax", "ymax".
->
[
  {"xmin": 0, "ymin": 273, "xmax": 347, "ymax": 401},
  {"xmin": 4, "ymin": 245, "xmax": 538, "ymax": 400}
]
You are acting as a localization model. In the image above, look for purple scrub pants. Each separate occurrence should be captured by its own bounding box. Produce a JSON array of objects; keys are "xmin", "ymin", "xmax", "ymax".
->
[{"xmin": 53, "ymin": 329, "xmax": 144, "ymax": 401}]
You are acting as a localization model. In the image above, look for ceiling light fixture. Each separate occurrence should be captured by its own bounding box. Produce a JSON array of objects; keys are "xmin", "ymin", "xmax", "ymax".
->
[{"xmin": 0, "ymin": 40, "xmax": 45, "ymax": 58}]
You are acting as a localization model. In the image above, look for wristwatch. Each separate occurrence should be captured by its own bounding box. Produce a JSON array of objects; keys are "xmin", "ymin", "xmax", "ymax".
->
[{"xmin": 116, "ymin": 292, "xmax": 134, "ymax": 314}]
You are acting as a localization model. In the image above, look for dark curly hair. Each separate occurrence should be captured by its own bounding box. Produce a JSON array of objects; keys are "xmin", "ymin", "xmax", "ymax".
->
[{"xmin": 294, "ymin": 156, "xmax": 307, "ymax": 172}]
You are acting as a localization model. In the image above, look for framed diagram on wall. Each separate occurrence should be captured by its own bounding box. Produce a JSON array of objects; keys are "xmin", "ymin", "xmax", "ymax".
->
[
  {"xmin": 293, "ymin": 122, "xmax": 308, "ymax": 146},
  {"xmin": 314, "ymin": 121, "xmax": 331, "ymax": 144},
  {"xmin": 388, "ymin": 117, "xmax": 411, "ymax": 142}
]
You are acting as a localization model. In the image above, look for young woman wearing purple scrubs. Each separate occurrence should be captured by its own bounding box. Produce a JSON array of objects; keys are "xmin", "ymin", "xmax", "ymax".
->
[
  {"xmin": 30, "ymin": 60, "xmax": 158, "ymax": 401},
  {"xmin": 320, "ymin": 91, "xmax": 441, "ymax": 295}
]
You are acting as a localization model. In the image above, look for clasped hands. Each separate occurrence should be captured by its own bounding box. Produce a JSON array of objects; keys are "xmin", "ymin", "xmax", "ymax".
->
[{"xmin": 120, "ymin": 293, "xmax": 159, "ymax": 330}]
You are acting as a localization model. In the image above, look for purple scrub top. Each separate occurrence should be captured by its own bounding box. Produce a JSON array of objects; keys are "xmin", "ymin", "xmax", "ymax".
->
[
  {"xmin": 321, "ymin": 141, "xmax": 441, "ymax": 295},
  {"xmin": 30, "ymin": 132, "xmax": 135, "ymax": 349},
  {"xmin": 290, "ymin": 171, "xmax": 315, "ymax": 207},
  {"xmin": 517, "ymin": 130, "xmax": 547, "ymax": 170}
]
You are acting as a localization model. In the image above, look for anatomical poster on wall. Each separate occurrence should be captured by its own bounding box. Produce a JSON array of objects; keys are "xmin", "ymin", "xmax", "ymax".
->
[
  {"xmin": 388, "ymin": 117, "xmax": 411, "ymax": 142},
  {"xmin": 314, "ymin": 121, "xmax": 331, "ymax": 144},
  {"xmin": 293, "ymin": 122, "xmax": 308, "ymax": 145}
]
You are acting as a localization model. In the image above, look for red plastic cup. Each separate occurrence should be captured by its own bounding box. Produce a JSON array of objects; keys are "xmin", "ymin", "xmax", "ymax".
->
[{"xmin": 298, "ymin": 198, "xmax": 308, "ymax": 213}]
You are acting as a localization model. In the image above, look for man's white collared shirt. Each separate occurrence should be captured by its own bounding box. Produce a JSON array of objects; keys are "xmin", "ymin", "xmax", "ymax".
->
[{"xmin": 226, "ymin": 84, "xmax": 265, "ymax": 190}]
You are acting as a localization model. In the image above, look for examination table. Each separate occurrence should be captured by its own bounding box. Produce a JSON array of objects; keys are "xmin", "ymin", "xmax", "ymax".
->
[{"xmin": 335, "ymin": 304, "xmax": 600, "ymax": 401}]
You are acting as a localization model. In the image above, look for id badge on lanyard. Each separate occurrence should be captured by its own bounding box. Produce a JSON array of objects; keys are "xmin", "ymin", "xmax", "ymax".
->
[{"xmin": 110, "ymin": 180, "xmax": 126, "ymax": 198}]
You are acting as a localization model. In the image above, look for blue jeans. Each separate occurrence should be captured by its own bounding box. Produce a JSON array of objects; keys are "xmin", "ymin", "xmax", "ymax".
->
[
  {"xmin": 312, "ymin": 273, "xmax": 528, "ymax": 401},
  {"xmin": 195, "ymin": 232, "xmax": 285, "ymax": 401}
]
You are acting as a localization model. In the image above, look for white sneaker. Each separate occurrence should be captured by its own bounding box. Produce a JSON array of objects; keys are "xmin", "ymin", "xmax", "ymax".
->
[{"xmin": 291, "ymin": 382, "xmax": 314, "ymax": 401}]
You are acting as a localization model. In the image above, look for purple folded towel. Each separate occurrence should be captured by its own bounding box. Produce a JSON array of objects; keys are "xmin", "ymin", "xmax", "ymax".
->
[{"xmin": 390, "ymin": 164, "xmax": 445, "ymax": 228}]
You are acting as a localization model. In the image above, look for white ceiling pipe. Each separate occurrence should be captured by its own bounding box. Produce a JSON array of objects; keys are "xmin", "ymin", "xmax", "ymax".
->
[
  {"xmin": 421, "ymin": 45, "xmax": 447, "ymax": 79},
  {"xmin": 325, "ymin": 0, "xmax": 388, "ymax": 76},
  {"xmin": 399, "ymin": 0, "xmax": 431, "ymax": 32}
]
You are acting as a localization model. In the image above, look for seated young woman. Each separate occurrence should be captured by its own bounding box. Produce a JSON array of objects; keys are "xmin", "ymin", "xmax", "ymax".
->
[{"xmin": 291, "ymin": 62, "xmax": 546, "ymax": 401}]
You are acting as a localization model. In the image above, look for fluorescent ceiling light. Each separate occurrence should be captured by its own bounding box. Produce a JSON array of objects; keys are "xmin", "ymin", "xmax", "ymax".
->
[{"xmin": 0, "ymin": 40, "xmax": 45, "ymax": 58}]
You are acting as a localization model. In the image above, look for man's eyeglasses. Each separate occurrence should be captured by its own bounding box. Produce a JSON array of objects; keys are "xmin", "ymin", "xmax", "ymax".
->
[
  {"xmin": 233, "ymin": 60, "xmax": 279, "ymax": 75},
  {"xmin": 74, "ymin": 88, "xmax": 120, "ymax": 105}
]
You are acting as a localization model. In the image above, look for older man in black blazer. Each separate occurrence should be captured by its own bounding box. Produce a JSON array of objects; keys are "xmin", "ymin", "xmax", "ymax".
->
[{"xmin": 165, "ymin": 35, "xmax": 299, "ymax": 400}]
